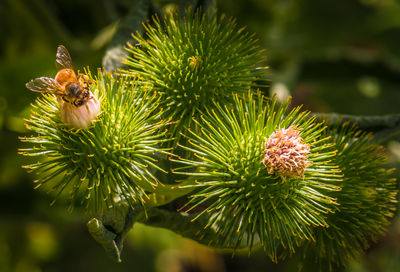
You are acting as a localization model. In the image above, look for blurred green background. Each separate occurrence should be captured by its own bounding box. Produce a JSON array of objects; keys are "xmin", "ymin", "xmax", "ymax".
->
[{"xmin": 0, "ymin": 0, "xmax": 399, "ymax": 271}]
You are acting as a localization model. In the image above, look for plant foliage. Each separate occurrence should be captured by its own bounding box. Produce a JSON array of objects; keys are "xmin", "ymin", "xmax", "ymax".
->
[{"xmin": 19, "ymin": 5, "xmax": 398, "ymax": 270}]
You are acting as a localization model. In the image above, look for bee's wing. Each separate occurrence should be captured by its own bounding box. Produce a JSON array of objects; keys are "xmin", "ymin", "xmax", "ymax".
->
[
  {"xmin": 26, "ymin": 77, "xmax": 64, "ymax": 95},
  {"xmin": 55, "ymin": 45, "xmax": 74, "ymax": 70}
]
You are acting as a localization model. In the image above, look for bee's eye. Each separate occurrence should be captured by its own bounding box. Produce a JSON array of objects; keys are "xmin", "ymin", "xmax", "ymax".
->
[
  {"xmin": 75, "ymin": 100, "xmax": 84, "ymax": 106},
  {"xmin": 83, "ymin": 91, "xmax": 89, "ymax": 98}
]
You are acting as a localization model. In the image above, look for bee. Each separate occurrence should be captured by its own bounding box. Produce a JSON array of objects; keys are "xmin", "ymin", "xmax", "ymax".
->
[
  {"xmin": 26, "ymin": 45, "xmax": 93, "ymax": 107},
  {"xmin": 26, "ymin": 45, "xmax": 100, "ymax": 129}
]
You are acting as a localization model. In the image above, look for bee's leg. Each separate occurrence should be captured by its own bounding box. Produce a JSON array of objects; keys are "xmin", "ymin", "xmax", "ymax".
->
[
  {"xmin": 78, "ymin": 73, "xmax": 92, "ymax": 85},
  {"xmin": 56, "ymin": 96, "xmax": 63, "ymax": 105},
  {"xmin": 62, "ymin": 96, "xmax": 74, "ymax": 105}
]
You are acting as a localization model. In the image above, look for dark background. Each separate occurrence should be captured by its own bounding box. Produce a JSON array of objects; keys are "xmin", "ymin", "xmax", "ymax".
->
[{"xmin": 0, "ymin": 0, "xmax": 399, "ymax": 271}]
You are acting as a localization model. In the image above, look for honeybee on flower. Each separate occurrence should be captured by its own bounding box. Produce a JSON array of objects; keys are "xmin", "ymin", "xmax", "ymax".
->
[{"xmin": 26, "ymin": 45, "xmax": 100, "ymax": 128}]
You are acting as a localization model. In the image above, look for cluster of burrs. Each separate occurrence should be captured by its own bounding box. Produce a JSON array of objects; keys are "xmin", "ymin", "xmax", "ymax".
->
[{"xmin": 21, "ymin": 8, "xmax": 397, "ymax": 270}]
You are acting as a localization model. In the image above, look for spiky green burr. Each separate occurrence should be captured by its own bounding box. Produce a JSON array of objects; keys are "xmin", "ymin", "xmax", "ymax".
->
[
  {"xmin": 172, "ymin": 92, "xmax": 343, "ymax": 261},
  {"xmin": 123, "ymin": 9, "xmax": 268, "ymax": 139},
  {"xmin": 299, "ymin": 124, "xmax": 398, "ymax": 270},
  {"xmin": 20, "ymin": 71, "xmax": 171, "ymax": 215}
]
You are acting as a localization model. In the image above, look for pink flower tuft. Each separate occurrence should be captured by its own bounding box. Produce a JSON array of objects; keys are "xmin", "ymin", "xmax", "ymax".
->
[
  {"xmin": 263, "ymin": 126, "xmax": 310, "ymax": 178},
  {"xmin": 58, "ymin": 91, "xmax": 101, "ymax": 129}
]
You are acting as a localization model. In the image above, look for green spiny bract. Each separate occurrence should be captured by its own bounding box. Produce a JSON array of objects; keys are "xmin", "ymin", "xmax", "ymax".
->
[
  {"xmin": 299, "ymin": 124, "xmax": 398, "ymax": 271},
  {"xmin": 123, "ymin": 9, "xmax": 268, "ymax": 140},
  {"xmin": 20, "ymin": 71, "xmax": 171, "ymax": 215},
  {"xmin": 172, "ymin": 92, "xmax": 343, "ymax": 261}
]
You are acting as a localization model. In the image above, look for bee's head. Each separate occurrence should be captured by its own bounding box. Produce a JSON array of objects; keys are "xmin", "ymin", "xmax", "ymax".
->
[{"xmin": 83, "ymin": 90, "xmax": 89, "ymax": 98}]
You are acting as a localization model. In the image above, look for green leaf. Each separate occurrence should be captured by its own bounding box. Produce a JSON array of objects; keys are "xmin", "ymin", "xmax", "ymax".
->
[
  {"xmin": 103, "ymin": 0, "xmax": 152, "ymax": 71},
  {"xmin": 179, "ymin": 0, "xmax": 217, "ymax": 15}
]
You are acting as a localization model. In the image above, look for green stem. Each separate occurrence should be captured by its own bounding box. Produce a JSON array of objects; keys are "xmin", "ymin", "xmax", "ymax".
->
[
  {"xmin": 145, "ymin": 178, "xmax": 197, "ymax": 207},
  {"xmin": 137, "ymin": 208, "xmax": 221, "ymax": 246},
  {"xmin": 87, "ymin": 207, "xmax": 138, "ymax": 262},
  {"xmin": 316, "ymin": 113, "xmax": 400, "ymax": 143}
]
